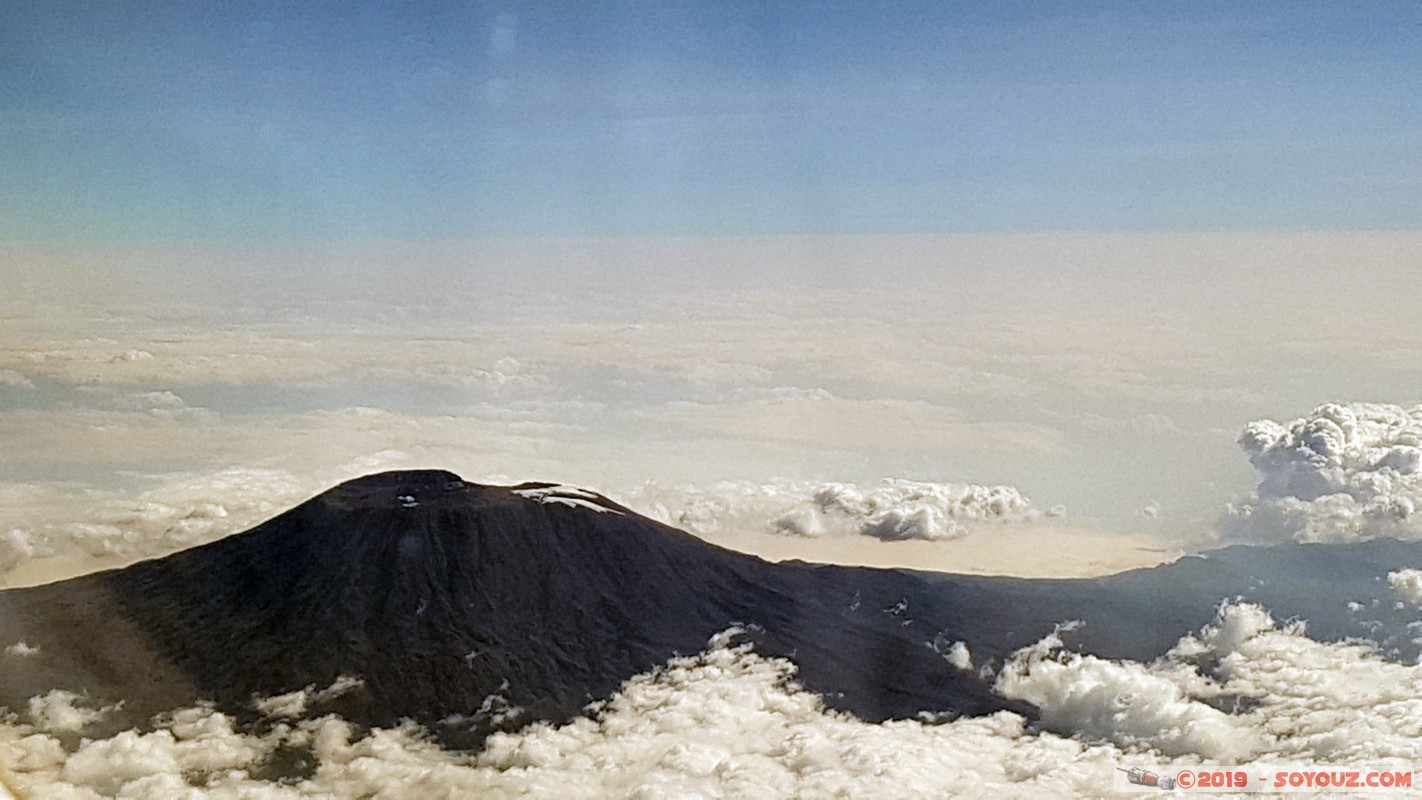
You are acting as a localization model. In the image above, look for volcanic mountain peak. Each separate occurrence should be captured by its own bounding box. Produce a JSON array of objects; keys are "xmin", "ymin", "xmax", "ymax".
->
[
  {"xmin": 316, "ymin": 470, "xmax": 629, "ymax": 518},
  {"xmin": 23, "ymin": 469, "xmax": 1420, "ymax": 757},
  {"xmin": 0, "ymin": 469, "xmax": 1034, "ymax": 749},
  {"xmin": 317, "ymin": 468, "xmax": 474, "ymax": 511}
]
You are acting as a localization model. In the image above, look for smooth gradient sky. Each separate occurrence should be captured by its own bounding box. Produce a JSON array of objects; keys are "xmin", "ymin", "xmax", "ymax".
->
[{"xmin": 3, "ymin": 1, "xmax": 1419, "ymax": 241}]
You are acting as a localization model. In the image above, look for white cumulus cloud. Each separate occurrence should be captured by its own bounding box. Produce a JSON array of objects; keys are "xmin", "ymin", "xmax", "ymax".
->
[
  {"xmin": 1388, "ymin": 569, "xmax": 1422, "ymax": 606},
  {"xmin": 1224, "ymin": 403, "xmax": 1422, "ymax": 542},
  {"xmin": 624, "ymin": 478, "xmax": 1048, "ymax": 542}
]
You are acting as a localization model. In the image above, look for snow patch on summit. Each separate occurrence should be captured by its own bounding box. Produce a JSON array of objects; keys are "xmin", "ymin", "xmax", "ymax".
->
[{"xmin": 512, "ymin": 484, "xmax": 624, "ymax": 515}]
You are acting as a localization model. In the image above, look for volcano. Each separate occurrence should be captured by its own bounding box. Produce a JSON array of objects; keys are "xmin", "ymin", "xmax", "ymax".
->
[
  {"xmin": 3, "ymin": 469, "xmax": 1421, "ymax": 750},
  {"xmin": 0, "ymin": 471, "xmax": 1027, "ymax": 747}
]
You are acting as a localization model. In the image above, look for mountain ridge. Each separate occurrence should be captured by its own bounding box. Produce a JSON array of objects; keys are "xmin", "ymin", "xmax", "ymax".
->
[
  {"xmin": 5, "ymin": 469, "xmax": 1422, "ymax": 753},
  {"xmin": 0, "ymin": 470, "xmax": 1025, "ymax": 748}
]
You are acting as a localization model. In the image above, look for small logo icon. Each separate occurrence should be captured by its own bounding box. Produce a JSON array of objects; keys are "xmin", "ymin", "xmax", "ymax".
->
[{"xmin": 1119, "ymin": 767, "xmax": 1176, "ymax": 790}]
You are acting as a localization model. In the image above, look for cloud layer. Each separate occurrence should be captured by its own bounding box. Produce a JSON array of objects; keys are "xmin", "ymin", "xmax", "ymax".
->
[
  {"xmin": 0, "ymin": 467, "xmax": 309, "ymax": 577},
  {"xmin": 5, "ymin": 599, "xmax": 1422, "ymax": 798}
]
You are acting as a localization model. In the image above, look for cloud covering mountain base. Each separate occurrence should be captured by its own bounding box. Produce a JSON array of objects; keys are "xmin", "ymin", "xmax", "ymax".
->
[{"xmin": 5, "ymin": 598, "xmax": 1422, "ymax": 799}]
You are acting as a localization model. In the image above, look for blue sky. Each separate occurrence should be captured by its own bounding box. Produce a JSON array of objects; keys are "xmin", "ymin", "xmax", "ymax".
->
[{"xmin": 2, "ymin": 1, "xmax": 1419, "ymax": 240}]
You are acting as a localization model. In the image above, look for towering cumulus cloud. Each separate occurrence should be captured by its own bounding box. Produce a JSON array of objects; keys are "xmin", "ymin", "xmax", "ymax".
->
[
  {"xmin": 1225, "ymin": 403, "xmax": 1422, "ymax": 542},
  {"xmin": 625, "ymin": 478, "xmax": 1047, "ymax": 542}
]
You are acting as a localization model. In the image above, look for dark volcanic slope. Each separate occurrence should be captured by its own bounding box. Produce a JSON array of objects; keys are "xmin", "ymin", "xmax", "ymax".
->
[
  {"xmin": 0, "ymin": 471, "xmax": 1026, "ymax": 747},
  {"xmin": 4, "ymin": 470, "xmax": 1422, "ymax": 750},
  {"xmin": 920, "ymin": 537, "xmax": 1422, "ymax": 666}
]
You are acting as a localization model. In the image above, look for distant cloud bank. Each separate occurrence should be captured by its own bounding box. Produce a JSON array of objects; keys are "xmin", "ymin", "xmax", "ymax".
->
[{"xmin": 624, "ymin": 478, "xmax": 1054, "ymax": 542}]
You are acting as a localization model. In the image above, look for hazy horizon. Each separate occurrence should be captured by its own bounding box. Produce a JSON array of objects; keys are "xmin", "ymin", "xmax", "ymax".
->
[{"xmin": 4, "ymin": 230, "xmax": 1421, "ymax": 584}]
